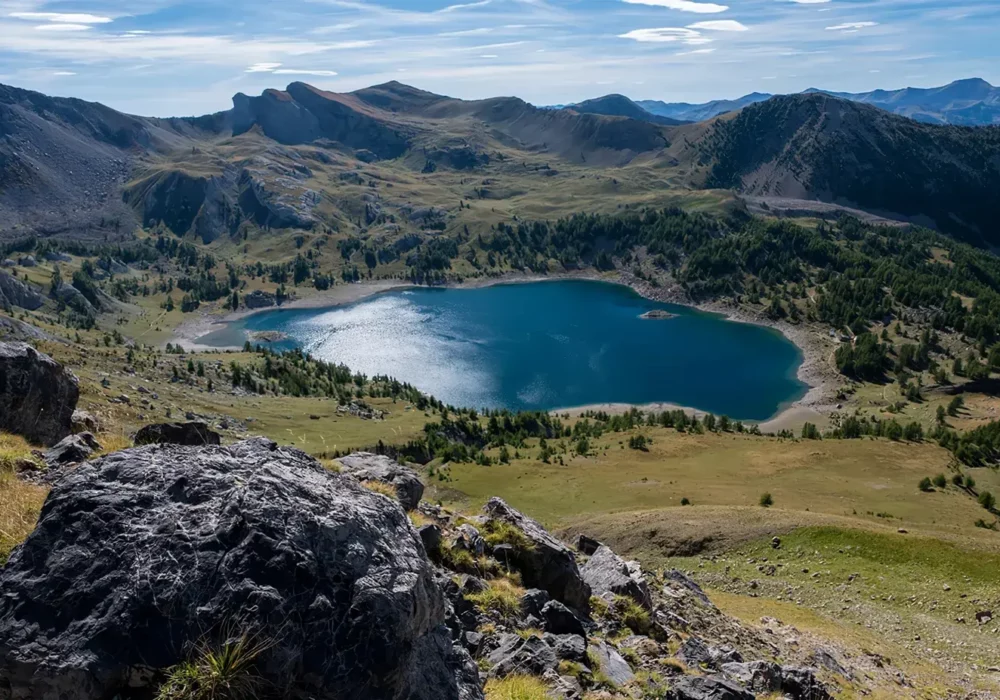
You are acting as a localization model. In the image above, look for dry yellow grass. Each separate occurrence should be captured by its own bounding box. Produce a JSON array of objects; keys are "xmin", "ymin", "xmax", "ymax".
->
[
  {"xmin": 92, "ymin": 432, "xmax": 133, "ymax": 458},
  {"xmin": 483, "ymin": 675, "xmax": 549, "ymax": 700},
  {"xmin": 361, "ymin": 480, "xmax": 398, "ymax": 500},
  {"xmin": 0, "ymin": 433, "xmax": 48, "ymax": 564},
  {"xmin": 441, "ymin": 429, "xmax": 987, "ymax": 541}
]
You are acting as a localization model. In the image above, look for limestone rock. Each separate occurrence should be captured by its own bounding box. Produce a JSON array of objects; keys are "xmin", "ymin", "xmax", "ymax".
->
[
  {"xmin": 483, "ymin": 498, "xmax": 591, "ymax": 613},
  {"xmin": 670, "ymin": 675, "xmax": 754, "ymax": 700},
  {"xmin": 43, "ymin": 432, "xmax": 101, "ymax": 466},
  {"xmin": 581, "ymin": 545, "xmax": 653, "ymax": 610},
  {"xmin": 133, "ymin": 421, "xmax": 221, "ymax": 446},
  {"xmin": 589, "ymin": 640, "xmax": 635, "ymax": 687},
  {"xmin": 542, "ymin": 600, "xmax": 586, "ymax": 637},
  {"xmin": 0, "ymin": 342, "xmax": 79, "ymax": 446},
  {"xmin": 338, "ymin": 452, "xmax": 424, "ymax": 511},
  {"xmin": 721, "ymin": 660, "xmax": 782, "ymax": 693},
  {"xmin": 70, "ymin": 409, "xmax": 101, "ymax": 434},
  {"xmin": 487, "ymin": 634, "xmax": 558, "ymax": 678},
  {"xmin": 0, "ymin": 438, "xmax": 482, "ymax": 700},
  {"xmin": 544, "ymin": 634, "xmax": 587, "ymax": 663}
]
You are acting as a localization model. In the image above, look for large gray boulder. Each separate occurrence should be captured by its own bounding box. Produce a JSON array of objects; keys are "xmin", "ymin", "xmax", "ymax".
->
[
  {"xmin": 0, "ymin": 272, "xmax": 44, "ymax": 311},
  {"xmin": 483, "ymin": 498, "xmax": 591, "ymax": 614},
  {"xmin": 0, "ymin": 342, "xmax": 78, "ymax": 446},
  {"xmin": 338, "ymin": 452, "xmax": 424, "ymax": 511},
  {"xmin": 0, "ymin": 438, "xmax": 483, "ymax": 700},
  {"xmin": 133, "ymin": 421, "xmax": 221, "ymax": 446},
  {"xmin": 581, "ymin": 545, "xmax": 653, "ymax": 610}
]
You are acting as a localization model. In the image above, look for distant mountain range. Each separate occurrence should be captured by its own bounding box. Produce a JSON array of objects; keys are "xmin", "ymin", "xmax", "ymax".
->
[
  {"xmin": 633, "ymin": 78, "xmax": 1000, "ymax": 126},
  {"xmin": 1, "ymin": 79, "xmax": 998, "ymax": 249}
]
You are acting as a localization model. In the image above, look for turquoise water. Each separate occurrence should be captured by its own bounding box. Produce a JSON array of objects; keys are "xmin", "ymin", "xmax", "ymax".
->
[{"xmin": 195, "ymin": 280, "xmax": 807, "ymax": 420}]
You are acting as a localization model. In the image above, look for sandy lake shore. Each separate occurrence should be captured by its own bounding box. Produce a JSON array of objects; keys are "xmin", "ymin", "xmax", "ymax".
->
[{"xmin": 168, "ymin": 270, "xmax": 841, "ymax": 430}]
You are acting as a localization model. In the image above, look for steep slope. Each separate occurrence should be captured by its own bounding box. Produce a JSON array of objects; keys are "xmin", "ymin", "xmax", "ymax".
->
[
  {"xmin": 639, "ymin": 93, "xmax": 772, "ymax": 122},
  {"xmin": 565, "ymin": 94, "xmax": 686, "ymax": 126},
  {"xmin": 232, "ymin": 82, "xmax": 414, "ymax": 159},
  {"xmin": 695, "ymin": 93, "xmax": 1000, "ymax": 244},
  {"xmin": 0, "ymin": 83, "xmax": 204, "ymax": 241}
]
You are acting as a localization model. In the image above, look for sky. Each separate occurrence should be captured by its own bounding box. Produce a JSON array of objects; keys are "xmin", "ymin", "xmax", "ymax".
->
[{"xmin": 1, "ymin": 0, "xmax": 998, "ymax": 117}]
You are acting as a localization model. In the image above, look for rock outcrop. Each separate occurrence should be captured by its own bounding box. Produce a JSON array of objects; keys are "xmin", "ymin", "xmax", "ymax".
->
[
  {"xmin": 0, "ymin": 342, "xmax": 78, "ymax": 446},
  {"xmin": 581, "ymin": 544, "xmax": 654, "ymax": 610},
  {"xmin": 0, "ymin": 271, "xmax": 44, "ymax": 310},
  {"xmin": 484, "ymin": 497, "xmax": 591, "ymax": 613},
  {"xmin": 133, "ymin": 421, "xmax": 221, "ymax": 446},
  {"xmin": 42, "ymin": 431, "xmax": 101, "ymax": 467},
  {"xmin": 0, "ymin": 438, "xmax": 482, "ymax": 700},
  {"xmin": 338, "ymin": 452, "xmax": 424, "ymax": 511}
]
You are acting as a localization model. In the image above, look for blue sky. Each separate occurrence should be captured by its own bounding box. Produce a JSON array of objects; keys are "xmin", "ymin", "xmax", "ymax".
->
[{"xmin": 1, "ymin": 0, "xmax": 998, "ymax": 116}]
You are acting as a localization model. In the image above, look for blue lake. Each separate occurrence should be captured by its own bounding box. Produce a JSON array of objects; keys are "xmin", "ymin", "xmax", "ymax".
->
[{"xmin": 195, "ymin": 280, "xmax": 807, "ymax": 420}]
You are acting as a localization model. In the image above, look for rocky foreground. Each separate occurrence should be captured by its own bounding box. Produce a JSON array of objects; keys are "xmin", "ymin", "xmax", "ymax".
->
[
  {"xmin": 0, "ymin": 342, "xmax": 866, "ymax": 698},
  {"xmin": 0, "ymin": 433, "xmax": 844, "ymax": 700}
]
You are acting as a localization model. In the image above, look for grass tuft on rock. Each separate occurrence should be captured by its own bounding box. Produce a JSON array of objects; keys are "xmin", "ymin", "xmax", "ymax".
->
[
  {"xmin": 361, "ymin": 480, "xmax": 398, "ymax": 500},
  {"xmin": 156, "ymin": 634, "xmax": 268, "ymax": 700},
  {"xmin": 482, "ymin": 519, "xmax": 534, "ymax": 553},
  {"xmin": 466, "ymin": 577, "xmax": 526, "ymax": 622},
  {"xmin": 484, "ymin": 675, "xmax": 550, "ymax": 700}
]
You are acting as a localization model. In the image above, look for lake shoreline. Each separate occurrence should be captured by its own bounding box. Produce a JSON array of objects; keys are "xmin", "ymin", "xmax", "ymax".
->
[{"xmin": 168, "ymin": 271, "xmax": 840, "ymax": 429}]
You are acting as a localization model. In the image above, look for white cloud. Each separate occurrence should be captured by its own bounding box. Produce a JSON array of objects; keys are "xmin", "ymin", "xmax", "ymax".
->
[
  {"xmin": 675, "ymin": 48, "xmax": 715, "ymax": 55},
  {"xmin": 687, "ymin": 20, "xmax": 748, "ymax": 31},
  {"xmin": 789, "ymin": 0, "xmax": 829, "ymax": 4},
  {"xmin": 619, "ymin": 27, "xmax": 707, "ymax": 44},
  {"xmin": 35, "ymin": 24, "xmax": 94, "ymax": 31},
  {"xmin": 10, "ymin": 12, "xmax": 112, "ymax": 24},
  {"xmin": 621, "ymin": 0, "xmax": 728, "ymax": 14},
  {"xmin": 480, "ymin": 54, "xmax": 499, "ymax": 58},
  {"xmin": 826, "ymin": 21, "xmax": 878, "ymax": 31},
  {"xmin": 438, "ymin": 0, "xmax": 492, "ymax": 12},
  {"xmin": 246, "ymin": 62, "xmax": 283, "ymax": 72},
  {"xmin": 52, "ymin": 71, "xmax": 76, "ymax": 76},
  {"xmin": 272, "ymin": 69, "xmax": 338, "ymax": 76}
]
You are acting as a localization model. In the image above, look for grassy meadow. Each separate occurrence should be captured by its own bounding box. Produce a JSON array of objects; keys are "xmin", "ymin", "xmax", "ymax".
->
[{"xmin": 428, "ymin": 426, "xmax": 1000, "ymax": 696}]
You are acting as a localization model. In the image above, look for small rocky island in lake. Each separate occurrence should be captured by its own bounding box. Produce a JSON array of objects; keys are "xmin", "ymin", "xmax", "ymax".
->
[
  {"xmin": 639, "ymin": 309, "xmax": 676, "ymax": 320},
  {"xmin": 246, "ymin": 330, "xmax": 288, "ymax": 343}
]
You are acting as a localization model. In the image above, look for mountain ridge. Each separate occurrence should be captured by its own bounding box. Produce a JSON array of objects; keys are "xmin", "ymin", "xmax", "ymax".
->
[
  {"xmin": 2, "ymin": 80, "xmax": 999, "ymax": 247},
  {"xmin": 638, "ymin": 78, "xmax": 1000, "ymax": 126}
]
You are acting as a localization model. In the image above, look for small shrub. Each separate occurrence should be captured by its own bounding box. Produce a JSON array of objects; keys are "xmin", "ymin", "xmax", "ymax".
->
[
  {"xmin": 466, "ymin": 578, "xmax": 525, "ymax": 622},
  {"xmin": 484, "ymin": 675, "xmax": 550, "ymax": 700},
  {"xmin": 975, "ymin": 519, "xmax": 997, "ymax": 530},
  {"xmin": 680, "ymin": 497, "xmax": 691, "ymax": 506},
  {"xmin": 918, "ymin": 477, "xmax": 933, "ymax": 492},
  {"xmin": 979, "ymin": 491, "xmax": 996, "ymax": 511},
  {"xmin": 361, "ymin": 480, "xmax": 398, "ymax": 500},
  {"xmin": 932, "ymin": 474, "xmax": 947, "ymax": 489},
  {"xmin": 759, "ymin": 493, "xmax": 774, "ymax": 508}
]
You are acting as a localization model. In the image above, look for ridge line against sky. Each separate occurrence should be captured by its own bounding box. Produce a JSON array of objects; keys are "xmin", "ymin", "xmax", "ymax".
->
[{"xmin": 0, "ymin": 0, "xmax": 998, "ymax": 117}]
